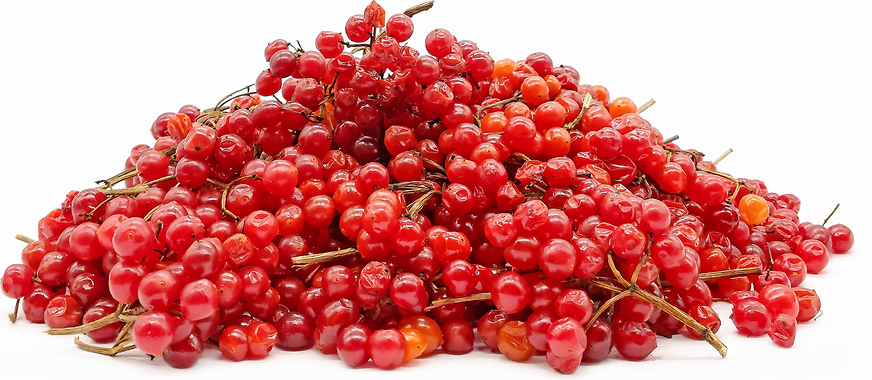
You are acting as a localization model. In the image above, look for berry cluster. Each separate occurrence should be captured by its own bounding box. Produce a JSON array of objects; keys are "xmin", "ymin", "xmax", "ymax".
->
[{"xmin": 0, "ymin": 0, "xmax": 857, "ymax": 374}]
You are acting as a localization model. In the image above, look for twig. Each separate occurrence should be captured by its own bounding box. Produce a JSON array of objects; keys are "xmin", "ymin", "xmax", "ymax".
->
[
  {"xmin": 292, "ymin": 248, "xmax": 359, "ymax": 266},
  {"xmin": 637, "ymin": 98, "xmax": 656, "ymax": 113},
  {"xmin": 8, "ymin": 298, "xmax": 20, "ymax": 323},
  {"xmin": 711, "ymin": 148, "xmax": 733, "ymax": 166},
  {"xmin": 822, "ymin": 203, "xmax": 840, "ymax": 226},
  {"xmin": 404, "ymin": 0, "xmax": 434, "ymax": 17},
  {"xmin": 563, "ymin": 93, "xmax": 594, "ymax": 130},
  {"xmin": 424, "ymin": 292, "xmax": 491, "ymax": 312}
]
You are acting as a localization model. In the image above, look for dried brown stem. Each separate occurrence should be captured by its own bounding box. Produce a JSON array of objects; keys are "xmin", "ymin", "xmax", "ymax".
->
[
  {"xmin": 220, "ymin": 174, "xmax": 260, "ymax": 221},
  {"xmin": 388, "ymin": 180, "xmax": 437, "ymax": 194},
  {"xmin": 697, "ymin": 267, "xmax": 762, "ymax": 281},
  {"xmin": 637, "ymin": 98, "xmax": 656, "ymax": 113},
  {"xmin": 600, "ymin": 254, "xmax": 728, "ymax": 357},
  {"xmin": 142, "ymin": 205, "xmax": 160, "ymax": 222},
  {"xmin": 405, "ymin": 0, "xmax": 434, "ymax": 16},
  {"xmin": 427, "ymin": 173, "xmax": 448, "ymax": 181},
  {"xmin": 101, "ymin": 175, "xmax": 176, "ymax": 196},
  {"xmin": 424, "ymin": 292, "xmax": 491, "ymax": 312},
  {"xmin": 292, "ymin": 248, "xmax": 359, "ymax": 266},
  {"xmin": 421, "ymin": 157, "xmax": 446, "ymax": 174},
  {"xmin": 635, "ymin": 288, "xmax": 727, "ymax": 357},
  {"xmin": 823, "ymin": 203, "xmax": 840, "ymax": 226},
  {"xmin": 563, "ymin": 93, "xmax": 594, "ymax": 130},
  {"xmin": 406, "ymin": 189, "xmax": 441, "ymax": 220},
  {"xmin": 8, "ymin": 298, "xmax": 20, "ymax": 323},
  {"xmin": 663, "ymin": 135, "xmax": 679, "ymax": 144},
  {"xmin": 47, "ymin": 312, "xmax": 120, "ymax": 335},
  {"xmin": 206, "ymin": 178, "xmax": 229, "ymax": 189},
  {"xmin": 115, "ymin": 322, "xmax": 133, "ymax": 345},
  {"xmin": 474, "ymin": 93, "xmax": 521, "ymax": 121},
  {"xmin": 96, "ymin": 147, "xmax": 176, "ymax": 190},
  {"xmin": 510, "ymin": 152, "xmax": 532, "ymax": 162},
  {"xmin": 585, "ymin": 290, "xmax": 632, "ymax": 330},
  {"xmin": 695, "ymin": 167, "xmax": 749, "ymax": 203},
  {"xmin": 711, "ymin": 148, "xmax": 733, "ymax": 166},
  {"xmin": 74, "ymin": 337, "xmax": 137, "ymax": 357},
  {"xmin": 215, "ymin": 84, "xmax": 255, "ymax": 110},
  {"xmin": 15, "ymin": 235, "xmax": 35, "ymax": 244},
  {"xmin": 606, "ymin": 254, "xmax": 631, "ymax": 288},
  {"xmin": 96, "ymin": 167, "xmax": 138, "ymax": 190},
  {"xmin": 83, "ymin": 195, "xmax": 116, "ymax": 220},
  {"xmin": 630, "ymin": 239, "xmax": 654, "ymax": 284}
]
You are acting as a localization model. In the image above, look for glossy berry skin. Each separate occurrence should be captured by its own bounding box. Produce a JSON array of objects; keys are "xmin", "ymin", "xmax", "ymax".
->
[
  {"xmin": 759, "ymin": 284, "xmax": 800, "ymax": 320},
  {"xmin": 793, "ymin": 287, "xmax": 822, "ymax": 322},
  {"xmin": 768, "ymin": 313, "xmax": 797, "ymax": 348},
  {"xmin": 43, "ymin": 295, "xmax": 82, "ymax": 328},
  {"xmin": 389, "ymin": 273, "xmax": 428, "ymax": 313},
  {"xmin": 738, "ymin": 194, "xmax": 769, "ymax": 225},
  {"xmin": 83, "ymin": 302, "xmax": 123, "ymax": 343},
  {"xmin": 491, "ymin": 272, "xmax": 531, "ymax": 314},
  {"xmin": 138, "ymin": 270, "xmax": 180, "ymax": 312},
  {"xmin": 246, "ymin": 320, "xmax": 278, "ymax": 359},
  {"xmin": 547, "ymin": 317, "xmax": 587, "ymax": 359},
  {"xmin": 546, "ymin": 351, "xmax": 582, "ymax": 375},
  {"xmin": 399, "ymin": 327, "xmax": 428, "ymax": 363},
  {"xmin": 337, "ymin": 323, "xmax": 371, "ymax": 368},
  {"xmin": 112, "ymin": 217, "xmax": 154, "ymax": 261},
  {"xmin": 368, "ymin": 329, "xmax": 406, "ymax": 370},
  {"xmin": 497, "ymin": 320, "xmax": 535, "ymax": 362},
  {"xmin": 108, "ymin": 261, "xmax": 148, "ymax": 304},
  {"xmin": 132, "ymin": 311, "xmax": 175, "ymax": 357},
  {"xmin": 275, "ymin": 311, "xmax": 315, "ymax": 351},
  {"xmin": 771, "ymin": 253, "xmax": 807, "ymax": 287},
  {"xmin": 397, "ymin": 316, "xmax": 443, "ymax": 356},
  {"xmin": 322, "ymin": 265, "xmax": 355, "ymax": 301},
  {"xmin": 432, "ymin": 231, "xmax": 472, "ymax": 264},
  {"xmin": 794, "ymin": 239, "xmax": 829, "ymax": 274},
  {"xmin": 484, "ymin": 213, "xmax": 517, "ymax": 247},
  {"xmin": 243, "ymin": 211, "xmax": 279, "ymax": 248},
  {"xmin": 731, "ymin": 299, "xmax": 771, "ymax": 336},
  {"xmin": 441, "ymin": 319, "xmax": 475, "ymax": 355},
  {"xmin": 612, "ymin": 321, "xmax": 657, "ymax": 361},
  {"xmin": 539, "ymin": 238, "xmax": 576, "ymax": 280},
  {"xmin": 477, "ymin": 310, "xmax": 510, "ymax": 350},
  {"xmin": 219, "ymin": 325, "xmax": 249, "ymax": 361},
  {"xmin": 163, "ymin": 334, "xmax": 204, "ymax": 369},
  {"xmin": 180, "ymin": 279, "xmax": 218, "ymax": 321},
  {"xmin": 442, "ymin": 260, "xmax": 476, "ymax": 297},
  {"xmin": 582, "ymin": 320, "xmax": 613, "ymax": 363},
  {"xmin": 23, "ymin": 284, "xmax": 55, "ymax": 323},
  {"xmin": 555, "ymin": 289, "xmax": 594, "ymax": 325},
  {"xmin": 2, "ymin": 264, "xmax": 35, "ymax": 299},
  {"xmin": 827, "ymin": 224, "xmax": 854, "ymax": 253}
]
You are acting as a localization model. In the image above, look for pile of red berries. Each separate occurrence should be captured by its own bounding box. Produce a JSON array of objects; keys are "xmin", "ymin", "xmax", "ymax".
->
[{"xmin": 0, "ymin": 0, "xmax": 856, "ymax": 374}]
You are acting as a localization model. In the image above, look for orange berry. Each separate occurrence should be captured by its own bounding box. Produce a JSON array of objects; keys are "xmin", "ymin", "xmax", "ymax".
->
[
  {"xmin": 497, "ymin": 321, "xmax": 536, "ymax": 362},
  {"xmin": 542, "ymin": 127, "xmax": 571, "ymax": 158},
  {"xmin": 738, "ymin": 194, "xmax": 770, "ymax": 225},
  {"xmin": 544, "ymin": 75, "xmax": 562, "ymax": 98},
  {"xmin": 481, "ymin": 112, "xmax": 508, "ymax": 133},
  {"xmin": 591, "ymin": 85, "xmax": 610, "ymax": 104},
  {"xmin": 397, "ymin": 315, "xmax": 443, "ymax": 356},
  {"xmin": 504, "ymin": 102, "xmax": 532, "ymax": 119},
  {"xmin": 520, "ymin": 76, "xmax": 549, "ymax": 107},
  {"xmin": 609, "ymin": 97, "xmax": 638, "ymax": 118},
  {"xmin": 492, "ymin": 58, "xmax": 519, "ymax": 79},
  {"xmin": 399, "ymin": 327, "xmax": 428, "ymax": 363}
]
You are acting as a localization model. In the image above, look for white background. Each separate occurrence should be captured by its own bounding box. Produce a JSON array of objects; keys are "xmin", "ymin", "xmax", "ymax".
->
[{"xmin": 0, "ymin": 0, "xmax": 870, "ymax": 378}]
